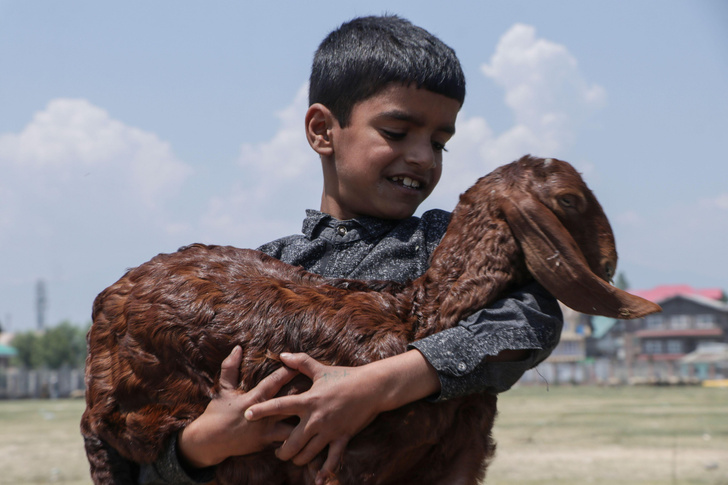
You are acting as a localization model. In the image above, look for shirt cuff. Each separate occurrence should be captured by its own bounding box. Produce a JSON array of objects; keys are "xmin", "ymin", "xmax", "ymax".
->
[
  {"xmin": 138, "ymin": 433, "xmax": 216, "ymax": 485},
  {"xmin": 409, "ymin": 325, "xmax": 540, "ymax": 400}
]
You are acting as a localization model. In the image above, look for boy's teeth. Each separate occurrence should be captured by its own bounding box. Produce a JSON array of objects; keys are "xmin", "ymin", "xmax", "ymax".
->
[{"xmin": 391, "ymin": 176, "xmax": 421, "ymax": 188}]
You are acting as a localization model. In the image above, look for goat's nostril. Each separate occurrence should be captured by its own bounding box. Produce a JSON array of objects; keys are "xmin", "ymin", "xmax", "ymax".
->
[{"xmin": 604, "ymin": 262, "xmax": 615, "ymax": 283}]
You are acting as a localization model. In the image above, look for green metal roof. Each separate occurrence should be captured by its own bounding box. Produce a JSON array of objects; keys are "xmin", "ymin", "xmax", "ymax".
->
[
  {"xmin": 0, "ymin": 343, "xmax": 18, "ymax": 357},
  {"xmin": 591, "ymin": 316, "xmax": 617, "ymax": 339}
]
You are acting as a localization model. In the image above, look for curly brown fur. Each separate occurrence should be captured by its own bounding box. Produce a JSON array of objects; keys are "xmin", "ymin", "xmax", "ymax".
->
[{"xmin": 82, "ymin": 156, "xmax": 659, "ymax": 484}]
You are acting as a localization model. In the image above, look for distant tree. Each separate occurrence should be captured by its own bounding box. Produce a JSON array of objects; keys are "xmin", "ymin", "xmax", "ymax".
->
[
  {"xmin": 11, "ymin": 321, "xmax": 88, "ymax": 369},
  {"xmin": 615, "ymin": 272, "xmax": 630, "ymax": 291},
  {"xmin": 41, "ymin": 321, "xmax": 88, "ymax": 369},
  {"xmin": 11, "ymin": 332, "xmax": 44, "ymax": 368}
]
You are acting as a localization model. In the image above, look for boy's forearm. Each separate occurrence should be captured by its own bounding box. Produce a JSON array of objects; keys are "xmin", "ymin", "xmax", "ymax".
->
[
  {"xmin": 409, "ymin": 281, "xmax": 564, "ymax": 399},
  {"xmin": 369, "ymin": 349, "xmax": 442, "ymax": 412},
  {"xmin": 178, "ymin": 420, "xmax": 221, "ymax": 469}
]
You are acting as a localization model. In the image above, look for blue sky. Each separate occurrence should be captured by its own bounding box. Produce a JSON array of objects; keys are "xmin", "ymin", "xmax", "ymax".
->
[{"xmin": 1, "ymin": 0, "xmax": 727, "ymax": 331}]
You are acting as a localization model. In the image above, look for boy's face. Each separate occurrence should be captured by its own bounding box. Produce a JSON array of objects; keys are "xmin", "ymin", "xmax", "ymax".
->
[{"xmin": 320, "ymin": 83, "xmax": 460, "ymax": 220}]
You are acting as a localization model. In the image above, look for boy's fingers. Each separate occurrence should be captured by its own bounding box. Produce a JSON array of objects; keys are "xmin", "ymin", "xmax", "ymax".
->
[
  {"xmin": 249, "ymin": 365, "xmax": 300, "ymax": 401},
  {"xmin": 279, "ymin": 352, "xmax": 324, "ymax": 378},
  {"xmin": 245, "ymin": 394, "xmax": 301, "ymax": 421},
  {"xmin": 273, "ymin": 417, "xmax": 313, "ymax": 461},
  {"xmin": 268, "ymin": 422, "xmax": 296, "ymax": 444},
  {"xmin": 289, "ymin": 434, "xmax": 330, "ymax": 466},
  {"xmin": 219, "ymin": 346, "xmax": 243, "ymax": 391},
  {"xmin": 315, "ymin": 468, "xmax": 338, "ymax": 485},
  {"xmin": 319, "ymin": 437, "xmax": 347, "ymax": 480}
]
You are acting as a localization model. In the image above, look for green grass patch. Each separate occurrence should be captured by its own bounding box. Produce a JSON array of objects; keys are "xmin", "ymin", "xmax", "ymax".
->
[
  {"xmin": 0, "ymin": 386, "xmax": 726, "ymax": 484},
  {"xmin": 488, "ymin": 385, "xmax": 728, "ymax": 484},
  {"xmin": 0, "ymin": 399, "xmax": 90, "ymax": 485}
]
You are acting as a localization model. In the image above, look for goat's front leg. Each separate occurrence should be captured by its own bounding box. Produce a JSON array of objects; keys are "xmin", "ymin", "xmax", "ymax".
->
[{"xmin": 433, "ymin": 445, "xmax": 489, "ymax": 485}]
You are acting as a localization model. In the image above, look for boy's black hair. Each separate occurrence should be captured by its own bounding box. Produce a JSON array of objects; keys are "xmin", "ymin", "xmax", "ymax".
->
[{"xmin": 309, "ymin": 15, "xmax": 466, "ymax": 127}]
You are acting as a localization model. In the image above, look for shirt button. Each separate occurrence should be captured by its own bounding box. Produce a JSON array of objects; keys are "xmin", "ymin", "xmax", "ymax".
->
[
  {"xmin": 336, "ymin": 225, "xmax": 348, "ymax": 236},
  {"xmin": 457, "ymin": 362, "xmax": 467, "ymax": 371}
]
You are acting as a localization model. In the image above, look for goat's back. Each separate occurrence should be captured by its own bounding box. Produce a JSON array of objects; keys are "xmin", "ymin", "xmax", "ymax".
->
[{"xmin": 82, "ymin": 244, "xmax": 497, "ymax": 484}]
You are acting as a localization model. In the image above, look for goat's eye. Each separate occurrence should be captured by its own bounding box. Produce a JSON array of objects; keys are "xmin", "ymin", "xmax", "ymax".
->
[{"xmin": 559, "ymin": 195, "xmax": 577, "ymax": 208}]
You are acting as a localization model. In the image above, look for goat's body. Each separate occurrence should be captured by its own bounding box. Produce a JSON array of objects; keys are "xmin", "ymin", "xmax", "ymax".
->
[
  {"xmin": 82, "ymin": 156, "xmax": 660, "ymax": 484},
  {"xmin": 83, "ymin": 245, "xmax": 497, "ymax": 484}
]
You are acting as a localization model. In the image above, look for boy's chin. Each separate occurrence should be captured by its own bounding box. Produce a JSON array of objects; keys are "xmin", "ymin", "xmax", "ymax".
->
[
  {"xmin": 373, "ymin": 205, "xmax": 419, "ymax": 220},
  {"xmin": 375, "ymin": 193, "xmax": 432, "ymax": 220},
  {"xmin": 330, "ymin": 198, "xmax": 423, "ymax": 220}
]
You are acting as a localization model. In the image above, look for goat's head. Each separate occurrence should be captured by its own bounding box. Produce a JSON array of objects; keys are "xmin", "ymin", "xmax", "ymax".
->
[{"xmin": 498, "ymin": 156, "xmax": 660, "ymax": 319}]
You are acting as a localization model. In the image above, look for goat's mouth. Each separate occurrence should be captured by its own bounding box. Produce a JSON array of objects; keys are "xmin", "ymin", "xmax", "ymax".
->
[{"xmin": 389, "ymin": 176, "xmax": 423, "ymax": 190}]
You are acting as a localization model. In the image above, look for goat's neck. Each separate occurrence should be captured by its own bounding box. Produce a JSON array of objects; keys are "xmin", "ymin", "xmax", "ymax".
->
[{"xmin": 410, "ymin": 196, "xmax": 527, "ymax": 341}]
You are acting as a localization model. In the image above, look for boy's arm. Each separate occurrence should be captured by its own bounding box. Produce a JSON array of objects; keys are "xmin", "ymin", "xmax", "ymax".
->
[
  {"xmin": 244, "ymin": 349, "xmax": 440, "ymax": 484},
  {"xmin": 246, "ymin": 281, "xmax": 563, "ymax": 480},
  {"xmin": 410, "ymin": 280, "xmax": 563, "ymax": 399},
  {"xmin": 137, "ymin": 346, "xmax": 299, "ymax": 485}
]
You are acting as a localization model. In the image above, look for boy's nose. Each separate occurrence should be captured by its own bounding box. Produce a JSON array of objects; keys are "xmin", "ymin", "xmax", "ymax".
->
[{"xmin": 404, "ymin": 142, "xmax": 437, "ymax": 170}]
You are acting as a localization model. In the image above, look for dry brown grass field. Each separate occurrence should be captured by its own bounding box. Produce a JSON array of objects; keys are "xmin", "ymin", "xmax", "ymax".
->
[{"xmin": 0, "ymin": 385, "xmax": 726, "ymax": 484}]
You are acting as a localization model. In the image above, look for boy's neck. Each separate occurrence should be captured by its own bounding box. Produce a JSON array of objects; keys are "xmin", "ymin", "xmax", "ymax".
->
[{"xmin": 315, "ymin": 208, "xmax": 411, "ymax": 223}]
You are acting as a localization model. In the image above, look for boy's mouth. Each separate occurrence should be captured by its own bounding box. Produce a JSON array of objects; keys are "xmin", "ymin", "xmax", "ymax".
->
[{"xmin": 389, "ymin": 176, "xmax": 422, "ymax": 190}]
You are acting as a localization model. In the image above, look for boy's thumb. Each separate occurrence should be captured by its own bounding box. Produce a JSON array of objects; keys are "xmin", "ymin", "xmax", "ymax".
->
[{"xmin": 279, "ymin": 352, "xmax": 321, "ymax": 376}]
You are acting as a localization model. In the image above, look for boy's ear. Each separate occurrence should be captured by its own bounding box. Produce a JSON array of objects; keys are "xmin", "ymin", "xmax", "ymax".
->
[{"xmin": 305, "ymin": 103, "xmax": 335, "ymax": 156}]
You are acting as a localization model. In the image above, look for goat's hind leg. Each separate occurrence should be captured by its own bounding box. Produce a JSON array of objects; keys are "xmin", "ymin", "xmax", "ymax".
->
[
  {"xmin": 431, "ymin": 447, "xmax": 489, "ymax": 485},
  {"xmin": 82, "ymin": 433, "xmax": 140, "ymax": 485}
]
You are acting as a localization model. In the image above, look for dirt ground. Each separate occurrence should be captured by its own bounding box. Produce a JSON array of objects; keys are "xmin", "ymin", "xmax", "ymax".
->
[
  {"xmin": 0, "ymin": 398, "xmax": 90, "ymax": 485},
  {"xmin": 487, "ymin": 385, "xmax": 728, "ymax": 484},
  {"xmin": 0, "ymin": 385, "xmax": 726, "ymax": 484}
]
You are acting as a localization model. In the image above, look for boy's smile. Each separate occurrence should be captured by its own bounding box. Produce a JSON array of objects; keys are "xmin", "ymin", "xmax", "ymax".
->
[{"xmin": 318, "ymin": 83, "xmax": 461, "ymax": 221}]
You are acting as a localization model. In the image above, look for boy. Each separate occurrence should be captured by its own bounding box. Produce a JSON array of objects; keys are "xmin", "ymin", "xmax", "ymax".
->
[{"xmin": 137, "ymin": 15, "xmax": 562, "ymax": 485}]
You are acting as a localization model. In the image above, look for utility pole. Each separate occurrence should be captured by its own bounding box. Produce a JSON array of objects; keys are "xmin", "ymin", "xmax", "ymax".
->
[{"xmin": 36, "ymin": 279, "xmax": 47, "ymax": 331}]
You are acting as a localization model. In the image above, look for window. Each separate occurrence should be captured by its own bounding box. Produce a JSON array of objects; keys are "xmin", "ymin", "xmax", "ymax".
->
[
  {"xmin": 695, "ymin": 314, "xmax": 716, "ymax": 329},
  {"xmin": 697, "ymin": 340, "xmax": 720, "ymax": 351},
  {"xmin": 555, "ymin": 340, "xmax": 581, "ymax": 356},
  {"xmin": 666, "ymin": 340, "xmax": 683, "ymax": 354},
  {"xmin": 564, "ymin": 341, "xmax": 580, "ymax": 356},
  {"xmin": 645, "ymin": 315, "xmax": 664, "ymax": 329},
  {"xmin": 669, "ymin": 315, "xmax": 690, "ymax": 330},
  {"xmin": 644, "ymin": 340, "xmax": 662, "ymax": 354}
]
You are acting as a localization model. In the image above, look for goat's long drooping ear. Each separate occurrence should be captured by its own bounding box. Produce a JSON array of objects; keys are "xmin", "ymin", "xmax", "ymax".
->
[{"xmin": 502, "ymin": 196, "xmax": 661, "ymax": 319}]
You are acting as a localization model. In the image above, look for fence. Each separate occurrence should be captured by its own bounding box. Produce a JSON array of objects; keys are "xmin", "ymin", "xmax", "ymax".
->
[
  {"xmin": 519, "ymin": 357, "xmax": 710, "ymax": 386},
  {"xmin": 0, "ymin": 367, "xmax": 85, "ymax": 399},
  {"xmin": 0, "ymin": 357, "xmax": 714, "ymax": 400}
]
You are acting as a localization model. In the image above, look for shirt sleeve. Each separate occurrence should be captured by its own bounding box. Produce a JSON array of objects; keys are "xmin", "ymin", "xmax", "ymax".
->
[
  {"xmin": 138, "ymin": 434, "xmax": 216, "ymax": 485},
  {"xmin": 408, "ymin": 281, "xmax": 563, "ymax": 400}
]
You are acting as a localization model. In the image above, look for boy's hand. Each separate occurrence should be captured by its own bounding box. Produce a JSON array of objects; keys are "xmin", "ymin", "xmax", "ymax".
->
[
  {"xmin": 244, "ymin": 350, "xmax": 441, "ymax": 484},
  {"xmin": 177, "ymin": 346, "xmax": 298, "ymax": 469},
  {"xmin": 245, "ymin": 353, "xmax": 380, "ymax": 480}
]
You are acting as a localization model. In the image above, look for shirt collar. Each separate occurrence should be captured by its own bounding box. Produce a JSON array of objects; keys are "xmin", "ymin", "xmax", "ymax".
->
[{"xmin": 302, "ymin": 209, "xmax": 402, "ymax": 242}]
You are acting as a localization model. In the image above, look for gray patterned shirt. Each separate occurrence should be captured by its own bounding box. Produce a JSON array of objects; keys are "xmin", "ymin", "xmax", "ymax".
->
[
  {"xmin": 139, "ymin": 208, "xmax": 563, "ymax": 484},
  {"xmin": 259, "ymin": 209, "xmax": 563, "ymax": 399}
]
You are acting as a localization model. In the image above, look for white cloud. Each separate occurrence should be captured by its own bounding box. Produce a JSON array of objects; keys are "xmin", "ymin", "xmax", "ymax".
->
[
  {"xmin": 700, "ymin": 193, "xmax": 728, "ymax": 211},
  {"xmin": 197, "ymin": 84, "xmax": 321, "ymax": 246},
  {"xmin": 211, "ymin": 23, "xmax": 609, "ymax": 224},
  {"xmin": 206, "ymin": 23, "xmax": 611, "ymax": 225},
  {"xmin": 615, "ymin": 210, "xmax": 643, "ymax": 227},
  {"xmin": 0, "ymin": 98, "xmax": 192, "ymax": 208},
  {"xmin": 238, "ymin": 84, "xmax": 313, "ymax": 179},
  {"xmin": 614, "ymin": 190, "xmax": 728, "ymax": 291},
  {"xmin": 427, "ymin": 23, "xmax": 607, "ymax": 210},
  {"xmin": 0, "ymin": 99, "xmax": 197, "ymax": 329},
  {"xmin": 481, "ymin": 23, "xmax": 606, "ymax": 127},
  {"xmin": 0, "ymin": 24, "xmax": 616, "ymax": 330}
]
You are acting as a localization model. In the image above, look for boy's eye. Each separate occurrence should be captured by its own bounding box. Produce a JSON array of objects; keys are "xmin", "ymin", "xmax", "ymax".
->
[
  {"xmin": 381, "ymin": 129, "xmax": 406, "ymax": 140},
  {"xmin": 432, "ymin": 141, "xmax": 448, "ymax": 153}
]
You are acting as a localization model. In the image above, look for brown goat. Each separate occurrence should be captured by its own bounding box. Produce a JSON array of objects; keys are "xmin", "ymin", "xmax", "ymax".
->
[{"xmin": 81, "ymin": 155, "xmax": 661, "ymax": 485}]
